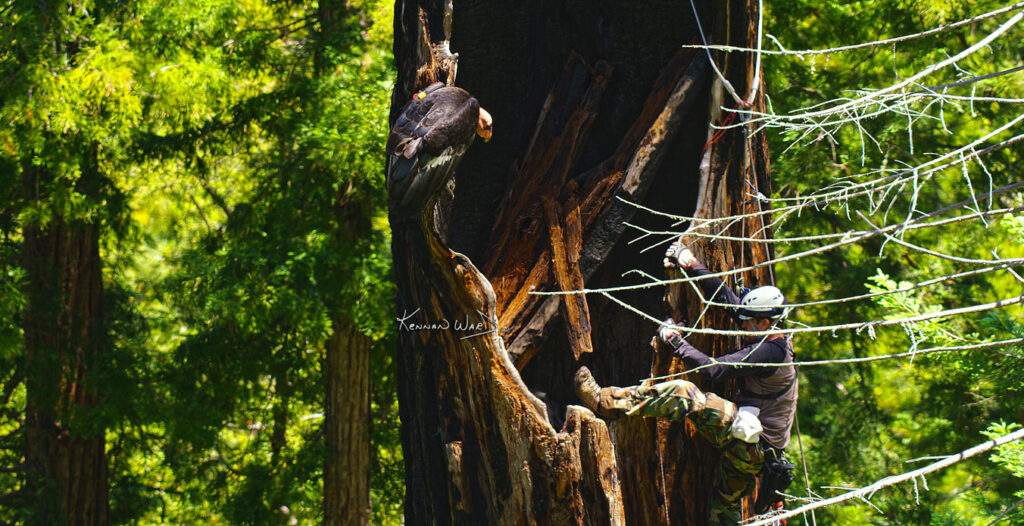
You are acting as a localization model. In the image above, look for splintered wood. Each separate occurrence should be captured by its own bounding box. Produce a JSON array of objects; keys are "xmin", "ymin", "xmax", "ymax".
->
[
  {"xmin": 391, "ymin": 220, "xmax": 625, "ymax": 523},
  {"xmin": 390, "ymin": 1, "xmax": 771, "ymax": 523},
  {"xmin": 542, "ymin": 195, "xmax": 592, "ymax": 360},
  {"xmin": 488, "ymin": 47, "xmax": 709, "ymax": 369},
  {"xmin": 484, "ymin": 52, "xmax": 612, "ymax": 365}
]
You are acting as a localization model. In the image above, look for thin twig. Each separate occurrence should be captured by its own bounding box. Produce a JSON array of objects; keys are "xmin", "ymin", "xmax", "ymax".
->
[
  {"xmin": 680, "ymin": 3, "xmax": 1024, "ymax": 56},
  {"xmin": 986, "ymin": 495, "xmax": 1024, "ymax": 526},
  {"xmin": 537, "ymin": 180, "xmax": 1024, "ymax": 298},
  {"xmin": 745, "ymin": 427, "xmax": 1024, "ymax": 526}
]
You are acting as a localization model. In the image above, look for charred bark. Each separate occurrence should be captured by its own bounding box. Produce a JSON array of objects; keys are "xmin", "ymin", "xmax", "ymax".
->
[
  {"xmin": 390, "ymin": 1, "xmax": 771, "ymax": 523},
  {"xmin": 391, "ymin": 216, "xmax": 624, "ymax": 523}
]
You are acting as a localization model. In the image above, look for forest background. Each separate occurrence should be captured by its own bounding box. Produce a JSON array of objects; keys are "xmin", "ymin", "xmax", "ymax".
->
[{"xmin": 0, "ymin": 0, "xmax": 1022, "ymax": 524}]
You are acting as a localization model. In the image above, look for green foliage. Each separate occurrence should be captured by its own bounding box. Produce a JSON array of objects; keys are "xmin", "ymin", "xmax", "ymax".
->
[
  {"xmin": 984, "ymin": 422, "xmax": 1024, "ymax": 480},
  {"xmin": 1, "ymin": 0, "xmax": 401, "ymax": 523},
  {"xmin": 866, "ymin": 269, "xmax": 961, "ymax": 346},
  {"xmin": 767, "ymin": 1, "xmax": 1024, "ymax": 524},
  {"xmin": 2, "ymin": 0, "xmax": 1017, "ymax": 523},
  {"xmin": 1000, "ymin": 213, "xmax": 1024, "ymax": 243},
  {"xmin": 120, "ymin": 0, "xmax": 400, "ymax": 521},
  {"xmin": 981, "ymin": 422, "xmax": 1024, "ymax": 525}
]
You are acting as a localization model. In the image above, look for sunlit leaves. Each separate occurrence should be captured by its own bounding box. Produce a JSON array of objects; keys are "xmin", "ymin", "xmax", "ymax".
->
[
  {"xmin": 984, "ymin": 422, "xmax": 1024, "ymax": 478},
  {"xmin": 2, "ymin": 0, "xmax": 400, "ymax": 523},
  {"xmin": 768, "ymin": 1, "xmax": 1024, "ymax": 523}
]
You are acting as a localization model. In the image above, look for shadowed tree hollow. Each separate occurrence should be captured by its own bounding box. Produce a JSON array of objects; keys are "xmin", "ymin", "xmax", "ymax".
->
[{"xmin": 389, "ymin": 1, "xmax": 775, "ymax": 523}]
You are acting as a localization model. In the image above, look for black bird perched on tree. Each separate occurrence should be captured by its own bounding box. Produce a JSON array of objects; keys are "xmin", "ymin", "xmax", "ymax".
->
[{"xmin": 386, "ymin": 82, "xmax": 492, "ymax": 218}]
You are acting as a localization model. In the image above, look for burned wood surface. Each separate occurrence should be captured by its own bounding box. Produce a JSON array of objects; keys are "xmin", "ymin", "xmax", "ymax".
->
[
  {"xmin": 389, "ymin": 1, "xmax": 773, "ymax": 523},
  {"xmin": 542, "ymin": 195, "xmax": 592, "ymax": 361},
  {"xmin": 484, "ymin": 49, "xmax": 709, "ymax": 369},
  {"xmin": 391, "ymin": 218, "xmax": 624, "ymax": 523}
]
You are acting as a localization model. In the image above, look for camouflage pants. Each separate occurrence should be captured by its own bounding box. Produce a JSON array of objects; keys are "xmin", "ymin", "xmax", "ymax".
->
[{"xmin": 627, "ymin": 379, "xmax": 764, "ymax": 526}]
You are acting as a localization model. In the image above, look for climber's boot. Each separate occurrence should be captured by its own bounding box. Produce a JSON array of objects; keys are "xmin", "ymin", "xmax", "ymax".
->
[{"xmin": 574, "ymin": 366, "xmax": 636, "ymax": 418}]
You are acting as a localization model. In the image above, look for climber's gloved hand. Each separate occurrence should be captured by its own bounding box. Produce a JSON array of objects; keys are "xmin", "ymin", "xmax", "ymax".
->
[
  {"xmin": 731, "ymin": 406, "xmax": 763, "ymax": 443},
  {"xmin": 658, "ymin": 318, "xmax": 686, "ymax": 350},
  {"xmin": 664, "ymin": 240, "xmax": 698, "ymax": 269}
]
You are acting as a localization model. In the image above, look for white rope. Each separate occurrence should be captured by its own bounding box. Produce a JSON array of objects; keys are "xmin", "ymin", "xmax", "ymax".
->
[
  {"xmin": 626, "ymin": 204, "xmax": 1024, "ymax": 247},
  {"xmin": 745, "ymin": 0, "xmax": 764, "ymax": 105},
  {"xmin": 627, "ymin": 259, "xmax": 1024, "ymax": 312},
  {"xmin": 723, "ymin": 11, "xmax": 1024, "ymax": 126},
  {"xmin": 536, "ymin": 182, "xmax": 1024, "ymax": 298},
  {"xmin": 708, "ymin": 130, "xmax": 1014, "ymax": 223},
  {"xmin": 616, "ymin": 128, "xmax": 1024, "ymax": 230},
  {"xmin": 659, "ymin": 293, "xmax": 1024, "ymax": 338},
  {"xmin": 794, "ymin": 414, "xmax": 818, "ymax": 526},
  {"xmin": 645, "ymin": 338, "xmax": 1024, "ymax": 379},
  {"xmin": 680, "ymin": 3, "xmax": 1024, "ymax": 56},
  {"xmin": 598, "ymin": 267, "xmax": 1024, "ymax": 339},
  {"xmin": 687, "ymin": 0, "xmax": 747, "ymax": 107},
  {"xmin": 860, "ymin": 211, "xmax": 1024, "ymax": 265},
  {"xmin": 744, "ymin": 427, "xmax": 1024, "ymax": 526}
]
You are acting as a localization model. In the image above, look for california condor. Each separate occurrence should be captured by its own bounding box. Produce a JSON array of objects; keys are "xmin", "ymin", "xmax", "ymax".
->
[{"xmin": 386, "ymin": 82, "xmax": 492, "ymax": 218}]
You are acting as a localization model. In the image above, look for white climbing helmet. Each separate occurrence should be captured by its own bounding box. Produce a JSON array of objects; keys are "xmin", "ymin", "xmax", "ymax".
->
[{"xmin": 737, "ymin": 286, "xmax": 787, "ymax": 320}]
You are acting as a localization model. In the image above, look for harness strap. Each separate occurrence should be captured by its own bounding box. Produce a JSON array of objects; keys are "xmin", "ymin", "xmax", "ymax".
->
[
  {"xmin": 741, "ymin": 341, "xmax": 798, "ymax": 400},
  {"xmin": 740, "ymin": 376, "xmax": 795, "ymax": 400}
]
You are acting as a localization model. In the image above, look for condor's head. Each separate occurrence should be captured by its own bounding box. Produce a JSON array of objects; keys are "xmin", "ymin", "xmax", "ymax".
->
[{"xmin": 477, "ymin": 108, "xmax": 493, "ymax": 142}]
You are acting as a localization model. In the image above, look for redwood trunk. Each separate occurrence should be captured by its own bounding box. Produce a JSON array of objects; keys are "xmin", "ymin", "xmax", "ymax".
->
[
  {"xmin": 390, "ymin": 1, "xmax": 771, "ymax": 523},
  {"xmin": 324, "ymin": 320, "xmax": 372, "ymax": 526},
  {"xmin": 22, "ymin": 165, "xmax": 109, "ymax": 525},
  {"xmin": 317, "ymin": 2, "xmax": 380, "ymax": 523}
]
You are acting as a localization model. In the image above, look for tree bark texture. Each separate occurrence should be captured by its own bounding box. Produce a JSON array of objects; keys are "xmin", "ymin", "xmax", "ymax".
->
[
  {"xmin": 660, "ymin": 1, "xmax": 776, "ymax": 520},
  {"xmin": 22, "ymin": 164, "xmax": 109, "ymax": 526},
  {"xmin": 324, "ymin": 320, "xmax": 372, "ymax": 526},
  {"xmin": 390, "ymin": 1, "xmax": 772, "ymax": 523},
  {"xmin": 317, "ymin": 2, "xmax": 380, "ymax": 522}
]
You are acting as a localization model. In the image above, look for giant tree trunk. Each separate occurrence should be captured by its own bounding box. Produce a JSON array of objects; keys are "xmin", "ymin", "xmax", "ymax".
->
[
  {"xmin": 324, "ymin": 320, "xmax": 372, "ymax": 526},
  {"xmin": 22, "ymin": 164, "xmax": 109, "ymax": 526},
  {"xmin": 390, "ymin": 1, "xmax": 772, "ymax": 523}
]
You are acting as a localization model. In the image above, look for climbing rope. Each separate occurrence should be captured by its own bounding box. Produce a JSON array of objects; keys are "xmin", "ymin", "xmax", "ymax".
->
[
  {"xmin": 657, "ymin": 428, "xmax": 670, "ymax": 524},
  {"xmin": 794, "ymin": 413, "xmax": 817, "ymax": 526},
  {"xmin": 700, "ymin": 104, "xmax": 741, "ymax": 157}
]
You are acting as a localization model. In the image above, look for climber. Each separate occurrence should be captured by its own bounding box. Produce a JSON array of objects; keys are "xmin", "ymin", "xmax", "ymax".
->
[{"xmin": 573, "ymin": 240, "xmax": 796, "ymax": 525}]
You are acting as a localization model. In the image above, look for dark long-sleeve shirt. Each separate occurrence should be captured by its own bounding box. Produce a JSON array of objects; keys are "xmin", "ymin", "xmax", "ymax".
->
[
  {"xmin": 674, "ymin": 260, "xmax": 798, "ymax": 449},
  {"xmin": 690, "ymin": 261, "xmax": 742, "ymax": 319},
  {"xmin": 673, "ymin": 260, "xmax": 786, "ymax": 380},
  {"xmin": 674, "ymin": 337, "xmax": 789, "ymax": 382}
]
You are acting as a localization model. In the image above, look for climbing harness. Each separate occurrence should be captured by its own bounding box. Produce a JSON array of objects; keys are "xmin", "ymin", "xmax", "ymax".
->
[{"xmin": 754, "ymin": 447, "xmax": 796, "ymax": 515}]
